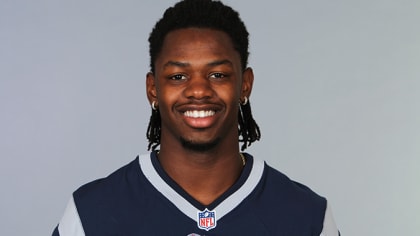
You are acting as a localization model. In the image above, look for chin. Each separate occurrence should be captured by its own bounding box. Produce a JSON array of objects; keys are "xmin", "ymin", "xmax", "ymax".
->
[{"xmin": 180, "ymin": 137, "xmax": 221, "ymax": 152}]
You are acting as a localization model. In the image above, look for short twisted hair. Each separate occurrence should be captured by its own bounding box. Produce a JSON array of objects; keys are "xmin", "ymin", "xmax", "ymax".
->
[{"xmin": 147, "ymin": 0, "xmax": 260, "ymax": 151}]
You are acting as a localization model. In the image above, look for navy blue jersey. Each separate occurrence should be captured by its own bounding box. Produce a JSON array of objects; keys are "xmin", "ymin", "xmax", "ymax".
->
[{"xmin": 53, "ymin": 152, "xmax": 339, "ymax": 235}]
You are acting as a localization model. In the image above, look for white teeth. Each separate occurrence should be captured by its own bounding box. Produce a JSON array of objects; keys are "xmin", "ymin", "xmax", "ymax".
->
[{"xmin": 184, "ymin": 110, "xmax": 215, "ymax": 118}]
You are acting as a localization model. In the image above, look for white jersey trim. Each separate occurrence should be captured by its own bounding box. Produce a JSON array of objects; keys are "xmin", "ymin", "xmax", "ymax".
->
[
  {"xmin": 320, "ymin": 201, "xmax": 339, "ymax": 236},
  {"xmin": 138, "ymin": 153, "xmax": 265, "ymax": 223},
  {"xmin": 58, "ymin": 196, "xmax": 86, "ymax": 236}
]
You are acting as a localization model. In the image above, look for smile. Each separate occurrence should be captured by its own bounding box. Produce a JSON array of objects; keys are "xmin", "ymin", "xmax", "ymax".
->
[{"xmin": 183, "ymin": 110, "xmax": 215, "ymax": 118}]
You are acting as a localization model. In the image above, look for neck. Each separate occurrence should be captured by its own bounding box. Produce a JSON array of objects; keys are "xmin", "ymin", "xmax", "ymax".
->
[{"xmin": 157, "ymin": 146, "xmax": 244, "ymax": 205}]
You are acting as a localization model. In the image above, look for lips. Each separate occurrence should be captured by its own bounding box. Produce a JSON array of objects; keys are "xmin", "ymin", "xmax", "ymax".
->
[
  {"xmin": 178, "ymin": 104, "xmax": 221, "ymax": 129},
  {"xmin": 182, "ymin": 109, "xmax": 218, "ymax": 128},
  {"xmin": 183, "ymin": 110, "xmax": 215, "ymax": 118}
]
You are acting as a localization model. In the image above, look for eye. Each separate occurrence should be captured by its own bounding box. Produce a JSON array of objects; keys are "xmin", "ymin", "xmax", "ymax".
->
[
  {"xmin": 209, "ymin": 72, "xmax": 226, "ymax": 79},
  {"xmin": 170, "ymin": 74, "xmax": 187, "ymax": 80}
]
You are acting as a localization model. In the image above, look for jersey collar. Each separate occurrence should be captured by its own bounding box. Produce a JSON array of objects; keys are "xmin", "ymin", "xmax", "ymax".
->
[{"xmin": 138, "ymin": 151, "xmax": 265, "ymax": 224}]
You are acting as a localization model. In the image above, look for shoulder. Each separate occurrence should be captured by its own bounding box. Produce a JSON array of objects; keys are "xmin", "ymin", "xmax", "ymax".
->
[
  {"xmin": 257, "ymin": 160, "xmax": 339, "ymax": 236},
  {"xmin": 55, "ymin": 158, "xmax": 143, "ymax": 236},
  {"xmin": 262, "ymin": 163, "xmax": 327, "ymax": 207},
  {"xmin": 58, "ymin": 155, "xmax": 155, "ymax": 235},
  {"xmin": 74, "ymin": 157, "xmax": 140, "ymax": 201},
  {"xmin": 248, "ymin": 157, "xmax": 329, "ymax": 234}
]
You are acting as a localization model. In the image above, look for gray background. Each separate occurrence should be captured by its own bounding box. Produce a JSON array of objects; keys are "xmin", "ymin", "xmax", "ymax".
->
[{"xmin": 1, "ymin": 0, "xmax": 419, "ymax": 235}]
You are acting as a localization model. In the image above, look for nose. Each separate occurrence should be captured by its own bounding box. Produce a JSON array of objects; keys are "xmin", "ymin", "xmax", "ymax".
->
[{"xmin": 183, "ymin": 75, "xmax": 214, "ymax": 100}]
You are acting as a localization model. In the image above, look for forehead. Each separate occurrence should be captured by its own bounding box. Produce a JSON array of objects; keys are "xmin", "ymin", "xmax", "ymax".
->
[{"xmin": 155, "ymin": 27, "xmax": 240, "ymax": 67}]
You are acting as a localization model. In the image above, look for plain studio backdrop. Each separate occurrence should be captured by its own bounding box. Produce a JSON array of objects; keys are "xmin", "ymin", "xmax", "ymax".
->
[{"xmin": 1, "ymin": 0, "xmax": 419, "ymax": 235}]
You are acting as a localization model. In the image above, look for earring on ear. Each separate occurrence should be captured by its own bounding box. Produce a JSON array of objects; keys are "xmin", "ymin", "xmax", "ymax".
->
[
  {"xmin": 151, "ymin": 101, "xmax": 158, "ymax": 110},
  {"xmin": 241, "ymin": 96, "xmax": 248, "ymax": 105}
]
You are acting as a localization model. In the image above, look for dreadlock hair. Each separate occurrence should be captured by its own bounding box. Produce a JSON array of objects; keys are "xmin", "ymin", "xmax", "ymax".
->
[
  {"xmin": 238, "ymin": 100, "xmax": 261, "ymax": 151},
  {"xmin": 146, "ymin": 0, "xmax": 261, "ymax": 151},
  {"xmin": 146, "ymin": 108, "xmax": 161, "ymax": 151}
]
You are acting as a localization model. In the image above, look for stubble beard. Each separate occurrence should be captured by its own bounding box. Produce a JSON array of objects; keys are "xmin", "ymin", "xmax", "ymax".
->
[{"xmin": 180, "ymin": 136, "xmax": 221, "ymax": 152}]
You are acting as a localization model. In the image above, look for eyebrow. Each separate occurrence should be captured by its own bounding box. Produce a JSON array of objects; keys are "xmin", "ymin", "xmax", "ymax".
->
[
  {"xmin": 163, "ymin": 61, "xmax": 190, "ymax": 68},
  {"xmin": 163, "ymin": 59, "xmax": 233, "ymax": 69},
  {"xmin": 207, "ymin": 59, "xmax": 233, "ymax": 67}
]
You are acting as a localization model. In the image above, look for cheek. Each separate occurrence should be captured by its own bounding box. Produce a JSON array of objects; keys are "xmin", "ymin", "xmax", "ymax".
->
[
  {"xmin": 219, "ymin": 85, "xmax": 241, "ymax": 105},
  {"xmin": 157, "ymin": 85, "xmax": 178, "ymax": 103}
]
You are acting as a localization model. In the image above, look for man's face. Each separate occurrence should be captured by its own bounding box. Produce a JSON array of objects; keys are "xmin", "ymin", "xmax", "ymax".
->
[{"xmin": 147, "ymin": 27, "xmax": 253, "ymax": 151}]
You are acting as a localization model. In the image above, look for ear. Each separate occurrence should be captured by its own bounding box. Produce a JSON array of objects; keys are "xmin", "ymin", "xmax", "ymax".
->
[
  {"xmin": 146, "ymin": 72, "xmax": 158, "ymax": 104},
  {"xmin": 241, "ymin": 67, "xmax": 254, "ymax": 99}
]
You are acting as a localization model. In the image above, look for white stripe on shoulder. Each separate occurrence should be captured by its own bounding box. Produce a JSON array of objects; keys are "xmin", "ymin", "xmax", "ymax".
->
[
  {"xmin": 320, "ymin": 201, "xmax": 339, "ymax": 236},
  {"xmin": 138, "ymin": 153, "xmax": 265, "ymax": 222},
  {"xmin": 139, "ymin": 153, "xmax": 198, "ymax": 221},
  {"xmin": 58, "ymin": 196, "xmax": 85, "ymax": 236},
  {"xmin": 214, "ymin": 157, "xmax": 265, "ymax": 217}
]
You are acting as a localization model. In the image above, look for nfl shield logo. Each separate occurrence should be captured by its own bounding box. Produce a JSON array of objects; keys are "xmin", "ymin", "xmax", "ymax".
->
[{"xmin": 197, "ymin": 208, "xmax": 217, "ymax": 231}]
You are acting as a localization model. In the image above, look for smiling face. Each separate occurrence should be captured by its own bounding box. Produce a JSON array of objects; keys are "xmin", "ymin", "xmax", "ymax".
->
[{"xmin": 147, "ymin": 27, "xmax": 253, "ymax": 152}]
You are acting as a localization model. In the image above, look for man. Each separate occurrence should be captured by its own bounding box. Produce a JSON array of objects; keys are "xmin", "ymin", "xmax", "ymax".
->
[{"xmin": 53, "ymin": 0, "xmax": 339, "ymax": 235}]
